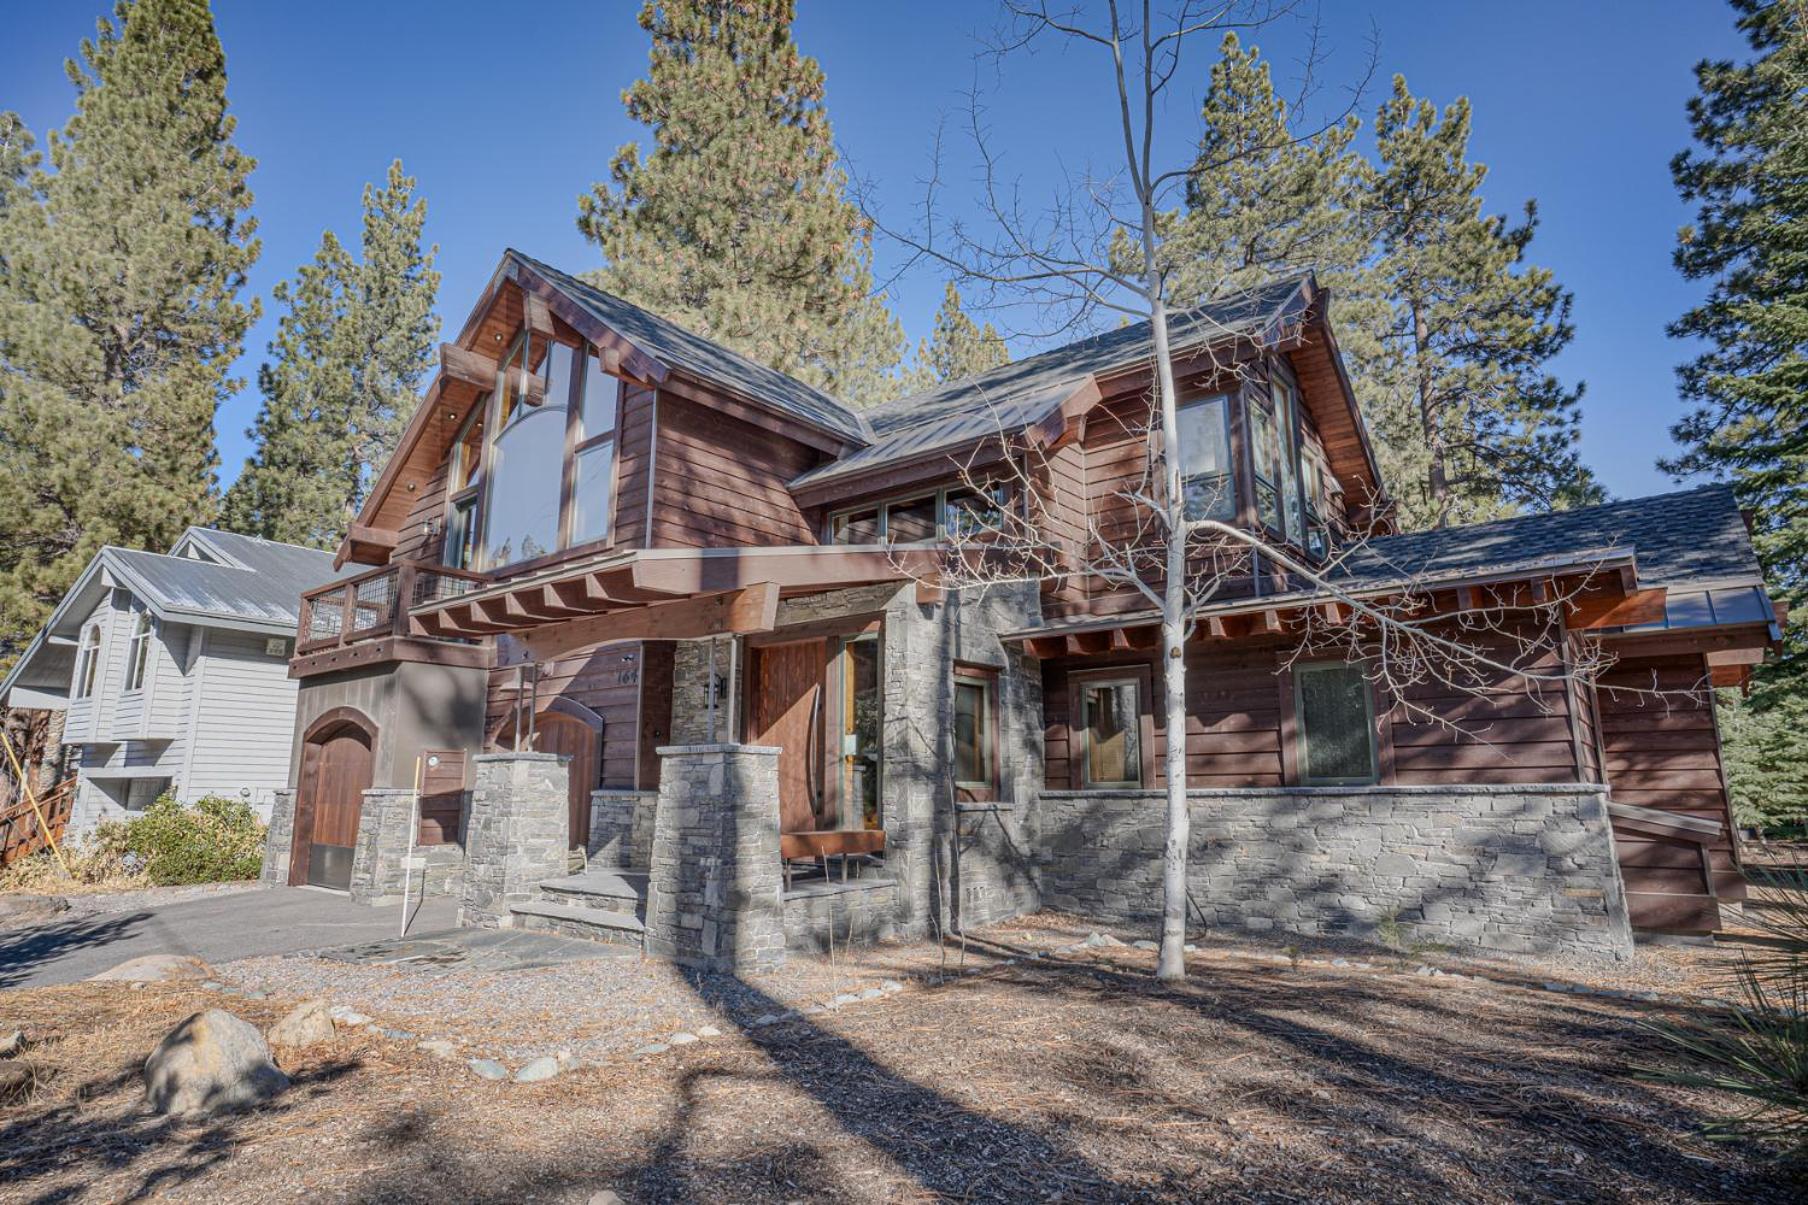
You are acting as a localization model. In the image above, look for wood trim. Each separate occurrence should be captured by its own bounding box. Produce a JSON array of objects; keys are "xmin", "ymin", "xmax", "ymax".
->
[
  {"xmin": 1276, "ymin": 666, "xmax": 1300, "ymax": 786},
  {"xmin": 1065, "ymin": 663, "xmax": 1156, "ymax": 790},
  {"xmin": 745, "ymin": 614, "xmax": 882, "ymax": 648},
  {"xmin": 441, "ymin": 342, "xmax": 500, "ymax": 389},
  {"xmin": 302, "ymin": 705, "xmax": 379, "ymax": 745},
  {"xmin": 513, "ymin": 583, "xmax": 780, "ymax": 664},
  {"xmin": 289, "ymin": 635, "xmax": 493, "ymax": 680}
]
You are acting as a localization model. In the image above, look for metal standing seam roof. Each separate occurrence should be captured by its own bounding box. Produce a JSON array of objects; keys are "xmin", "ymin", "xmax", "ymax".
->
[
  {"xmin": 104, "ymin": 543, "xmax": 340, "ymax": 631},
  {"xmin": 509, "ymin": 250, "xmax": 876, "ymax": 446}
]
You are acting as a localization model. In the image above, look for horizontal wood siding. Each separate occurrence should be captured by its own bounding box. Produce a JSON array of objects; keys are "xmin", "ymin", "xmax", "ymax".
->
[
  {"xmin": 649, "ymin": 391, "xmax": 823, "ymax": 549},
  {"xmin": 1597, "ymin": 651, "xmax": 1743, "ymax": 926},
  {"xmin": 485, "ymin": 641, "xmax": 646, "ymax": 790},
  {"xmin": 613, "ymin": 383, "xmax": 656, "ymax": 549}
]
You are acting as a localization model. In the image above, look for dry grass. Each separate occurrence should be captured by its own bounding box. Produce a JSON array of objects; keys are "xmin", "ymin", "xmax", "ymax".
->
[
  {"xmin": 1, "ymin": 914, "xmax": 1802, "ymax": 1203},
  {"xmin": 0, "ymin": 839, "xmax": 148, "ymax": 896}
]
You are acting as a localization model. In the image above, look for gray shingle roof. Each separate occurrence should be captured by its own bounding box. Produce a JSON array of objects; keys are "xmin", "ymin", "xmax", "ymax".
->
[
  {"xmin": 510, "ymin": 251, "xmax": 874, "ymax": 445},
  {"xmin": 1335, "ymin": 483, "xmax": 1759, "ymax": 591}
]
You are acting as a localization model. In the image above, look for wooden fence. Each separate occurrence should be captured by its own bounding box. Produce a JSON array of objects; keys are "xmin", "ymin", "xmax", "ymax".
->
[{"xmin": 0, "ymin": 778, "xmax": 75, "ymax": 869}]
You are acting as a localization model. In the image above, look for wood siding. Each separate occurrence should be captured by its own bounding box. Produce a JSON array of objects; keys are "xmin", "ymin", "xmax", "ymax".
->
[
  {"xmin": 648, "ymin": 388, "xmax": 825, "ymax": 549},
  {"xmin": 485, "ymin": 640, "xmax": 648, "ymax": 791}
]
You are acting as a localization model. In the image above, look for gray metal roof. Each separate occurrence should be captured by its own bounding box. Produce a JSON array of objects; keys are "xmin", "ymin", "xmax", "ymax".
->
[
  {"xmin": 510, "ymin": 250, "xmax": 875, "ymax": 446},
  {"xmin": 106, "ymin": 537, "xmax": 340, "ymax": 631},
  {"xmin": 1336, "ymin": 483, "xmax": 1760, "ymax": 591}
]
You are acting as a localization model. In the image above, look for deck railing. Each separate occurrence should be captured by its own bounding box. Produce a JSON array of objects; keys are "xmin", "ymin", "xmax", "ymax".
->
[{"xmin": 297, "ymin": 560, "xmax": 487, "ymax": 653}]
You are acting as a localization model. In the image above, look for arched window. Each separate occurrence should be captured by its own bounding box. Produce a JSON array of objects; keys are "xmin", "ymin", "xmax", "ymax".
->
[
  {"xmin": 74, "ymin": 624, "xmax": 102, "ymax": 700},
  {"xmin": 125, "ymin": 611, "xmax": 154, "ymax": 692}
]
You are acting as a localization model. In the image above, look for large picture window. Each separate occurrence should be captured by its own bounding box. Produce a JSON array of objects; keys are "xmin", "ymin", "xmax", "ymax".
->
[
  {"xmin": 1176, "ymin": 393, "xmax": 1235, "ymax": 522},
  {"xmin": 484, "ymin": 336, "xmax": 573, "ymax": 567},
  {"xmin": 568, "ymin": 350, "xmax": 620, "ymax": 546},
  {"xmin": 1294, "ymin": 663, "xmax": 1377, "ymax": 785},
  {"xmin": 1079, "ymin": 675, "xmax": 1143, "ymax": 788},
  {"xmin": 124, "ymin": 611, "xmax": 153, "ymax": 693}
]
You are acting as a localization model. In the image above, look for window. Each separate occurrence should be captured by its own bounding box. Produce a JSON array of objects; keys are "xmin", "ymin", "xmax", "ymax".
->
[
  {"xmin": 829, "ymin": 485, "xmax": 1017, "ymax": 545},
  {"xmin": 444, "ymin": 404, "xmax": 485, "ymax": 571},
  {"xmin": 1271, "ymin": 379, "xmax": 1304, "ymax": 542},
  {"xmin": 484, "ymin": 335, "xmax": 574, "ymax": 566},
  {"xmin": 74, "ymin": 624, "xmax": 101, "ymax": 700},
  {"xmin": 569, "ymin": 349, "xmax": 620, "ymax": 546},
  {"xmin": 953, "ymin": 670, "xmax": 996, "ymax": 789},
  {"xmin": 1301, "ymin": 449, "xmax": 1329, "ymax": 559},
  {"xmin": 944, "ymin": 485, "xmax": 1010, "ymax": 539},
  {"xmin": 1176, "ymin": 393, "xmax": 1235, "ymax": 522},
  {"xmin": 1249, "ymin": 398, "xmax": 1283, "ymax": 534},
  {"xmin": 1079, "ymin": 676, "xmax": 1143, "ymax": 788},
  {"xmin": 124, "ymin": 611, "xmax": 153, "ymax": 692},
  {"xmin": 884, "ymin": 495, "xmax": 938, "ymax": 544},
  {"xmin": 831, "ymin": 507, "xmax": 881, "ymax": 544},
  {"xmin": 1294, "ymin": 663, "xmax": 1377, "ymax": 785}
]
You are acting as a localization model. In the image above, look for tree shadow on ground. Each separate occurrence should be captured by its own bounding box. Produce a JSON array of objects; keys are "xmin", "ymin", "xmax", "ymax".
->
[{"xmin": 0, "ymin": 911, "xmax": 148, "ymax": 989}]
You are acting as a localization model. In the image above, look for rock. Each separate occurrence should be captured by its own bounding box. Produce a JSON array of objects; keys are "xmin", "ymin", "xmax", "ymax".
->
[
  {"xmin": 143, "ymin": 1010, "xmax": 289, "ymax": 1118},
  {"xmin": 417, "ymin": 1039, "xmax": 458, "ymax": 1059},
  {"xmin": 515, "ymin": 1057, "xmax": 560, "ymax": 1083},
  {"xmin": 750, "ymin": 1014, "xmax": 780, "ymax": 1028},
  {"xmin": 0, "ymin": 1060, "xmax": 39, "ymax": 1104},
  {"xmin": 1133, "ymin": 939, "xmax": 1158, "ymax": 951},
  {"xmin": 858, "ymin": 987, "xmax": 884, "ymax": 1000},
  {"xmin": 589, "ymin": 1191, "xmax": 625, "ymax": 1205},
  {"xmin": 90, "ymin": 954, "xmax": 212, "ymax": 984},
  {"xmin": 0, "ymin": 894, "xmax": 69, "ymax": 930},
  {"xmin": 467, "ymin": 1058, "xmax": 509, "ymax": 1081},
  {"xmin": 1081, "ymin": 932, "xmax": 1125, "ymax": 948},
  {"xmin": 200, "ymin": 980, "xmax": 225, "ymax": 991},
  {"xmin": 556, "ymin": 1050, "xmax": 578, "ymax": 1071},
  {"xmin": 0, "ymin": 1030, "xmax": 26, "ymax": 1058},
  {"xmin": 880, "ymin": 980, "xmax": 903, "ymax": 994},
  {"xmin": 1332, "ymin": 958, "xmax": 1350, "ymax": 967},
  {"xmin": 330, "ymin": 1009, "xmax": 371, "ymax": 1028},
  {"xmin": 696, "ymin": 1025, "xmax": 721, "ymax": 1038},
  {"xmin": 834, "ymin": 993, "xmax": 861, "ymax": 1005},
  {"xmin": 668, "ymin": 1032, "xmax": 698, "ymax": 1046},
  {"xmin": 266, "ymin": 1000, "xmax": 335, "ymax": 1050},
  {"xmin": 1182, "ymin": 944, "xmax": 1199, "ymax": 954},
  {"xmin": 380, "ymin": 1029, "xmax": 416, "ymax": 1041},
  {"xmin": 633, "ymin": 1043, "xmax": 668, "ymax": 1057}
]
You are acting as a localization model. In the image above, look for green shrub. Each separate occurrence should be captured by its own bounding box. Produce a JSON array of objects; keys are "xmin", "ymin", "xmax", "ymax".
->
[{"xmin": 116, "ymin": 794, "xmax": 266, "ymax": 886}]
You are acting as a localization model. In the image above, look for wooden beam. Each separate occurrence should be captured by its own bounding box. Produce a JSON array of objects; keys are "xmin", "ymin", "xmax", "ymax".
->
[
  {"xmin": 516, "ymin": 585, "xmax": 593, "ymax": 621},
  {"xmin": 441, "ymin": 342, "xmax": 500, "ymax": 389},
  {"xmin": 476, "ymin": 594, "xmax": 532, "ymax": 627},
  {"xmin": 334, "ymin": 523, "xmax": 398, "ymax": 570},
  {"xmin": 511, "ymin": 583, "xmax": 781, "ymax": 665},
  {"xmin": 1252, "ymin": 609, "xmax": 1283, "ymax": 636},
  {"xmin": 1568, "ymin": 586, "xmax": 1667, "ymax": 630},
  {"xmin": 1070, "ymin": 630, "xmax": 1114, "ymax": 655},
  {"xmin": 1123, "ymin": 626, "xmax": 1162, "ymax": 650},
  {"xmin": 522, "ymin": 291, "xmax": 555, "ymax": 337},
  {"xmin": 1027, "ymin": 636, "xmax": 1068, "ymax": 659}
]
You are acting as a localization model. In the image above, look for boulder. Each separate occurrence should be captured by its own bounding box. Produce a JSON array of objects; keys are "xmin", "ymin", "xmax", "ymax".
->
[
  {"xmin": 143, "ymin": 1009, "xmax": 289, "ymax": 1118},
  {"xmin": 0, "ymin": 1029, "xmax": 26, "ymax": 1058},
  {"xmin": 514, "ymin": 1056, "xmax": 560, "ymax": 1083},
  {"xmin": 0, "ymin": 894, "xmax": 70, "ymax": 930},
  {"xmin": 266, "ymin": 1000, "xmax": 335, "ymax": 1050},
  {"xmin": 90, "ymin": 954, "xmax": 212, "ymax": 984}
]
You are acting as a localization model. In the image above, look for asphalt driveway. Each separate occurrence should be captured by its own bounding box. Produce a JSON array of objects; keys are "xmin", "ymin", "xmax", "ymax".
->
[{"xmin": 0, "ymin": 887, "xmax": 458, "ymax": 990}]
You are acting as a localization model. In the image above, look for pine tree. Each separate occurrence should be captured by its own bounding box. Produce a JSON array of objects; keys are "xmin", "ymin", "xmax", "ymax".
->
[
  {"xmin": 0, "ymin": 0, "xmax": 258, "ymax": 666},
  {"xmin": 224, "ymin": 161, "xmax": 439, "ymax": 547},
  {"xmin": 1667, "ymin": 1, "xmax": 1808, "ymax": 805},
  {"xmin": 1366, "ymin": 76, "xmax": 1597, "ymax": 529},
  {"xmin": 577, "ymin": 0, "xmax": 902, "ymax": 405},
  {"xmin": 900, "ymin": 283, "xmax": 1009, "ymax": 394}
]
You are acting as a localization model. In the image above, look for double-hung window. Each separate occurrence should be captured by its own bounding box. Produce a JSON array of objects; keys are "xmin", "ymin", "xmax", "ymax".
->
[
  {"xmin": 1175, "ymin": 393, "xmax": 1235, "ymax": 522},
  {"xmin": 74, "ymin": 624, "xmax": 101, "ymax": 700},
  {"xmin": 124, "ymin": 611, "xmax": 153, "ymax": 693},
  {"xmin": 1294, "ymin": 663, "xmax": 1378, "ymax": 785}
]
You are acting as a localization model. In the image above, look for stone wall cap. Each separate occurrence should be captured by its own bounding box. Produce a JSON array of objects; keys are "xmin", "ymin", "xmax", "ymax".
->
[
  {"xmin": 472, "ymin": 751, "xmax": 568, "ymax": 764},
  {"xmin": 1040, "ymin": 782, "xmax": 1608, "ymax": 800},
  {"xmin": 655, "ymin": 743, "xmax": 784, "ymax": 756},
  {"xmin": 590, "ymin": 788, "xmax": 659, "ymax": 799}
]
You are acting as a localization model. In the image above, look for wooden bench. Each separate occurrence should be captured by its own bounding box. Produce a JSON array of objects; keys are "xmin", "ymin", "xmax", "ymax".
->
[{"xmin": 781, "ymin": 829, "xmax": 886, "ymax": 888}]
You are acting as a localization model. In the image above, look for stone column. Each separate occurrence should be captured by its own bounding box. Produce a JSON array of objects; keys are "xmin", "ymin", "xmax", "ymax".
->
[
  {"xmin": 259, "ymin": 789, "xmax": 296, "ymax": 886},
  {"xmin": 644, "ymin": 744, "xmax": 786, "ymax": 972},
  {"xmin": 349, "ymin": 788, "xmax": 418, "ymax": 905},
  {"xmin": 458, "ymin": 752, "xmax": 570, "ymax": 929}
]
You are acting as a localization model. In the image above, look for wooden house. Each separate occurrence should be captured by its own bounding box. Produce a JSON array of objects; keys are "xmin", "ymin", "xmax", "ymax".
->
[{"xmin": 268, "ymin": 250, "xmax": 1779, "ymax": 960}]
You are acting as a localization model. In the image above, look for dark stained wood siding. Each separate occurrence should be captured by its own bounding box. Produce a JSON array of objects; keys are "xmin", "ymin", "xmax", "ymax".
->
[
  {"xmin": 485, "ymin": 641, "xmax": 648, "ymax": 791},
  {"xmin": 649, "ymin": 389, "xmax": 825, "ymax": 549},
  {"xmin": 613, "ymin": 383, "xmax": 657, "ymax": 549}
]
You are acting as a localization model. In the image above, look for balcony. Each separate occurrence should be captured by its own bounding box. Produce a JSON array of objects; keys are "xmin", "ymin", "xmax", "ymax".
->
[{"xmin": 293, "ymin": 560, "xmax": 492, "ymax": 676}]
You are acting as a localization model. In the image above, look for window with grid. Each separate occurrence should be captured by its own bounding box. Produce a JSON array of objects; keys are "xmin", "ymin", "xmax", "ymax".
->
[{"xmin": 1294, "ymin": 663, "xmax": 1377, "ymax": 785}]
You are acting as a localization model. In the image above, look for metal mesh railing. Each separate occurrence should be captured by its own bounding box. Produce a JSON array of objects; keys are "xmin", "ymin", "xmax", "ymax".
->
[
  {"xmin": 349, "ymin": 568, "xmax": 400, "ymax": 635},
  {"xmin": 304, "ymin": 587, "xmax": 348, "ymax": 643}
]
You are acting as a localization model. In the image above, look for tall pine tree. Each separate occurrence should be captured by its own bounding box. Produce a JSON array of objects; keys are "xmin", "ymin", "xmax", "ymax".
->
[
  {"xmin": 225, "ymin": 161, "xmax": 439, "ymax": 547},
  {"xmin": 900, "ymin": 283, "xmax": 1009, "ymax": 394},
  {"xmin": 0, "ymin": 0, "xmax": 258, "ymax": 667},
  {"xmin": 1365, "ymin": 76, "xmax": 1597, "ymax": 529},
  {"xmin": 578, "ymin": 0, "xmax": 903, "ymax": 405},
  {"xmin": 1669, "ymin": 0, "xmax": 1808, "ymax": 816}
]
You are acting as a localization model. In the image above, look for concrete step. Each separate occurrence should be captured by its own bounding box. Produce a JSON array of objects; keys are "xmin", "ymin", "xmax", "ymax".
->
[
  {"xmin": 536, "ymin": 869, "xmax": 648, "ymax": 918},
  {"xmin": 509, "ymin": 899, "xmax": 645, "ymax": 948}
]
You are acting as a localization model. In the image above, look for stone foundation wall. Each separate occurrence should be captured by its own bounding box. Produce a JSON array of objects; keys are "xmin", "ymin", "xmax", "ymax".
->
[
  {"xmin": 260, "ymin": 789, "xmax": 296, "ymax": 886},
  {"xmin": 588, "ymin": 789, "xmax": 657, "ymax": 868},
  {"xmin": 459, "ymin": 752, "xmax": 570, "ymax": 929},
  {"xmin": 1039, "ymin": 784, "xmax": 1633, "ymax": 960},
  {"xmin": 783, "ymin": 881, "xmax": 902, "ymax": 953},
  {"xmin": 645, "ymin": 744, "xmax": 786, "ymax": 971}
]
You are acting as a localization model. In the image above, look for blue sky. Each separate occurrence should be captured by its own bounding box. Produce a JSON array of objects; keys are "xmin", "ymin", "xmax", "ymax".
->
[{"xmin": 3, "ymin": 1, "xmax": 1747, "ymax": 500}]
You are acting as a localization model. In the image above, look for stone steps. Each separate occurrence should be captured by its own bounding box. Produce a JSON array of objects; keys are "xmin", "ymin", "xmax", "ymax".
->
[
  {"xmin": 536, "ymin": 869, "xmax": 648, "ymax": 920},
  {"xmin": 509, "ymin": 899, "xmax": 645, "ymax": 947}
]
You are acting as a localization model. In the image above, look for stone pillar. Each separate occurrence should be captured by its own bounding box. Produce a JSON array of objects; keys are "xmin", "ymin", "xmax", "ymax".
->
[
  {"xmin": 645, "ymin": 744, "xmax": 786, "ymax": 971},
  {"xmin": 349, "ymin": 788, "xmax": 418, "ymax": 905},
  {"xmin": 259, "ymin": 789, "xmax": 296, "ymax": 886},
  {"xmin": 459, "ymin": 752, "xmax": 570, "ymax": 929}
]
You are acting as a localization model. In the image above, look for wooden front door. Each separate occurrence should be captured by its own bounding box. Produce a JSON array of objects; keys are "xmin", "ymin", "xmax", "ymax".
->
[
  {"xmin": 292, "ymin": 721, "xmax": 374, "ymax": 890},
  {"xmin": 748, "ymin": 639, "xmax": 828, "ymax": 833},
  {"xmin": 532, "ymin": 712, "xmax": 599, "ymax": 850}
]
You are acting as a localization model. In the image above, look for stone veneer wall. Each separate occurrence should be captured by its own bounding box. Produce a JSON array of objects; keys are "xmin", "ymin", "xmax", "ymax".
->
[
  {"xmin": 459, "ymin": 752, "xmax": 570, "ymax": 928},
  {"xmin": 588, "ymin": 789, "xmax": 657, "ymax": 868},
  {"xmin": 644, "ymin": 744, "xmax": 786, "ymax": 971},
  {"xmin": 348, "ymin": 788, "xmax": 463, "ymax": 904},
  {"xmin": 260, "ymin": 788, "xmax": 296, "ymax": 886},
  {"xmin": 667, "ymin": 582, "xmax": 1045, "ymax": 940},
  {"xmin": 783, "ymin": 881, "xmax": 902, "ymax": 953},
  {"xmin": 1040, "ymin": 784, "xmax": 1634, "ymax": 960}
]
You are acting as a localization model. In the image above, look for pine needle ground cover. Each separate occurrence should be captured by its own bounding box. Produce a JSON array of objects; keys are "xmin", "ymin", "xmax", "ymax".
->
[{"xmin": 0, "ymin": 914, "xmax": 1797, "ymax": 1203}]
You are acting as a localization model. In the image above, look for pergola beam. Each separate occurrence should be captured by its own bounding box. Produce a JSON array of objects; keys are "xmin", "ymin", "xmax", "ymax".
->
[{"xmin": 509, "ymin": 582, "xmax": 781, "ymax": 665}]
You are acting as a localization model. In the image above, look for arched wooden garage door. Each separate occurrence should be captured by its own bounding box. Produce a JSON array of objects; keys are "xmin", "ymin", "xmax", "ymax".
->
[
  {"xmin": 495, "ymin": 702, "xmax": 602, "ymax": 850},
  {"xmin": 290, "ymin": 711, "xmax": 375, "ymax": 890}
]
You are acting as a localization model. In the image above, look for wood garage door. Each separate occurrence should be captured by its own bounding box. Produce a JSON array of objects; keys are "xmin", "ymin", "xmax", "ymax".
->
[{"xmin": 292, "ymin": 721, "xmax": 374, "ymax": 891}]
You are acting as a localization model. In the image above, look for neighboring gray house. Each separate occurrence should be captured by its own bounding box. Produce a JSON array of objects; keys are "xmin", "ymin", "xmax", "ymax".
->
[{"xmin": 0, "ymin": 529, "xmax": 340, "ymax": 833}]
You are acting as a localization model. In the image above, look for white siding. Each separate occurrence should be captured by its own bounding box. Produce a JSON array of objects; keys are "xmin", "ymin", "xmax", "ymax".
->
[
  {"xmin": 61, "ymin": 591, "xmax": 122, "ymax": 745},
  {"xmin": 181, "ymin": 628, "xmax": 299, "ymax": 817}
]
